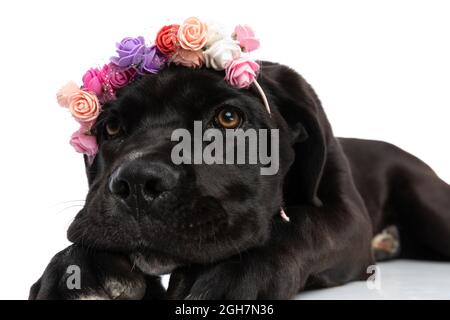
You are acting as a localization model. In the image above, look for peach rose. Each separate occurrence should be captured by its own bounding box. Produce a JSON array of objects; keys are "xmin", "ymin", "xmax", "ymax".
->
[
  {"xmin": 68, "ymin": 90, "xmax": 101, "ymax": 124},
  {"xmin": 57, "ymin": 81, "xmax": 80, "ymax": 108},
  {"xmin": 172, "ymin": 49, "xmax": 205, "ymax": 68},
  {"xmin": 177, "ymin": 17, "xmax": 208, "ymax": 51}
]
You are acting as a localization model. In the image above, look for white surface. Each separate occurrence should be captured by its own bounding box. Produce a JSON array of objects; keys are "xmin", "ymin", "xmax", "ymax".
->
[
  {"xmin": 296, "ymin": 260, "xmax": 450, "ymax": 300},
  {"xmin": 0, "ymin": 0, "xmax": 449, "ymax": 299},
  {"xmin": 161, "ymin": 260, "xmax": 450, "ymax": 300}
]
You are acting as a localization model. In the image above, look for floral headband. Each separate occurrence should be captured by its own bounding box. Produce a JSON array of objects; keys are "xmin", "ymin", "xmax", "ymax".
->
[{"xmin": 56, "ymin": 17, "xmax": 270, "ymax": 159}]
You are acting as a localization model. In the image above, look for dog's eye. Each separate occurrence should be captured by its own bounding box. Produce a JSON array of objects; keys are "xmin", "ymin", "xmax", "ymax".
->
[
  {"xmin": 105, "ymin": 119, "xmax": 121, "ymax": 138},
  {"xmin": 215, "ymin": 108, "xmax": 242, "ymax": 129}
]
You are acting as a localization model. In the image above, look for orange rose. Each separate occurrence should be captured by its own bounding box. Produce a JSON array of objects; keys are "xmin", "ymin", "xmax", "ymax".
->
[
  {"xmin": 177, "ymin": 17, "xmax": 208, "ymax": 51},
  {"xmin": 68, "ymin": 90, "xmax": 101, "ymax": 124}
]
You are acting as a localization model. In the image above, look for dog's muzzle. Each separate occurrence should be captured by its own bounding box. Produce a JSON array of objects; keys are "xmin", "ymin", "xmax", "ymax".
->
[{"xmin": 108, "ymin": 155, "xmax": 181, "ymax": 214}]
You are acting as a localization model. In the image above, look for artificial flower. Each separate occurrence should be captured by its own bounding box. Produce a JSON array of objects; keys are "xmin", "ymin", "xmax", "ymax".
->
[
  {"xmin": 203, "ymin": 39, "xmax": 241, "ymax": 70},
  {"xmin": 110, "ymin": 36, "xmax": 146, "ymax": 68},
  {"xmin": 225, "ymin": 56, "xmax": 260, "ymax": 88},
  {"xmin": 205, "ymin": 24, "xmax": 225, "ymax": 48},
  {"xmin": 233, "ymin": 25, "xmax": 260, "ymax": 52},
  {"xmin": 155, "ymin": 24, "xmax": 180, "ymax": 56},
  {"xmin": 70, "ymin": 125, "xmax": 98, "ymax": 156},
  {"xmin": 178, "ymin": 17, "xmax": 208, "ymax": 51},
  {"xmin": 171, "ymin": 48, "xmax": 205, "ymax": 68},
  {"xmin": 57, "ymin": 81, "xmax": 79, "ymax": 108},
  {"xmin": 82, "ymin": 68, "xmax": 103, "ymax": 96},
  {"xmin": 140, "ymin": 46, "xmax": 167, "ymax": 73},
  {"xmin": 68, "ymin": 90, "xmax": 101, "ymax": 123},
  {"xmin": 106, "ymin": 65, "xmax": 136, "ymax": 89}
]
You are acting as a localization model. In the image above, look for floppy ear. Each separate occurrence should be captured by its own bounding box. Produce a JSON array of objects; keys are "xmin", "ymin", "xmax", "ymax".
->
[{"xmin": 257, "ymin": 62, "xmax": 332, "ymax": 207}]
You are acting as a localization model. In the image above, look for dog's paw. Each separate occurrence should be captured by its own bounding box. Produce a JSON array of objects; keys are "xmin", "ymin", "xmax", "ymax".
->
[
  {"xmin": 372, "ymin": 225, "xmax": 401, "ymax": 261},
  {"xmin": 185, "ymin": 262, "xmax": 259, "ymax": 300},
  {"xmin": 29, "ymin": 245, "xmax": 155, "ymax": 300}
]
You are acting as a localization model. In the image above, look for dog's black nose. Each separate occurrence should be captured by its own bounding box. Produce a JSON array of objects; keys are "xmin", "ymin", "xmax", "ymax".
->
[{"xmin": 108, "ymin": 157, "xmax": 180, "ymax": 207}]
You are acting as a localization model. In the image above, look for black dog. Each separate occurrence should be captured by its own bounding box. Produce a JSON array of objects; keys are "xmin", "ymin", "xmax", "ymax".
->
[{"xmin": 29, "ymin": 62, "xmax": 450, "ymax": 299}]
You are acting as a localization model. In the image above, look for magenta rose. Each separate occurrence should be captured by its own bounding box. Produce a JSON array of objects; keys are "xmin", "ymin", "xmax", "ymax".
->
[
  {"xmin": 100, "ymin": 64, "xmax": 136, "ymax": 90},
  {"xmin": 82, "ymin": 68, "xmax": 103, "ymax": 96}
]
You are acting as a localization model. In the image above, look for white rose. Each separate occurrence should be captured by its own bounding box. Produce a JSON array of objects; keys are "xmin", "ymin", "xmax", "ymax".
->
[
  {"xmin": 205, "ymin": 24, "xmax": 225, "ymax": 48},
  {"xmin": 203, "ymin": 39, "xmax": 242, "ymax": 71}
]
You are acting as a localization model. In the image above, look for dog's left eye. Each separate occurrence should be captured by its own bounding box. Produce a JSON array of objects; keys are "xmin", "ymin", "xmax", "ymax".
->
[{"xmin": 105, "ymin": 119, "xmax": 122, "ymax": 138}]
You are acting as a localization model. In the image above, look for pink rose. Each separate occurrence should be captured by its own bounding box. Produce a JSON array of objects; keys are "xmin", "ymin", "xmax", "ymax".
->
[
  {"xmin": 82, "ymin": 68, "xmax": 103, "ymax": 96},
  {"xmin": 177, "ymin": 17, "xmax": 208, "ymax": 51},
  {"xmin": 68, "ymin": 90, "xmax": 101, "ymax": 123},
  {"xmin": 100, "ymin": 64, "xmax": 136, "ymax": 90},
  {"xmin": 233, "ymin": 25, "xmax": 260, "ymax": 52},
  {"xmin": 172, "ymin": 49, "xmax": 205, "ymax": 68},
  {"xmin": 56, "ymin": 81, "xmax": 80, "ymax": 108},
  {"xmin": 225, "ymin": 57, "xmax": 260, "ymax": 88},
  {"xmin": 70, "ymin": 125, "xmax": 98, "ymax": 156}
]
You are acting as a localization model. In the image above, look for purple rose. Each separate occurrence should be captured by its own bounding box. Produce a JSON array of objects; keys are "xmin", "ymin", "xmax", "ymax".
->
[
  {"xmin": 140, "ymin": 45, "xmax": 167, "ymax": 74},
  {"xmin": 110, "ymin": 36, "xmax": 146, "ymax": 68}
]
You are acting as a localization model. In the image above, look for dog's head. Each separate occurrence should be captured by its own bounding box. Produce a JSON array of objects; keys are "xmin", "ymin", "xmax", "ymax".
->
[{"xmin": 67, "ymin": 62, "xmax": 331, "ymax": 273}]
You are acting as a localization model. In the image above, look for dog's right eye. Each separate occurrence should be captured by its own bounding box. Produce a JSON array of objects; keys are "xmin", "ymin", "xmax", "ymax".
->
[
  {"xmin": 215, "ymin": 107, "xmax": 243, "ymax": 129},
  {"xmin": 105, "ymin": 119, "xmax": 122, "ymax": 139}
]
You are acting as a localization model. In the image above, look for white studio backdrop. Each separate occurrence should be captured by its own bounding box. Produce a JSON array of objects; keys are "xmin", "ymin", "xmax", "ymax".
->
[{"xmin": 0, "ymin": 0, "xmax": 449, "ymax": 299}]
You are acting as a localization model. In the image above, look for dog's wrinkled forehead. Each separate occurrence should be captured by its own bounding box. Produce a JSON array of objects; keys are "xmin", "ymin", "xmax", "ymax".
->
[{"xmin": 100, "ymin": 67, "xmax": 270, "ymax": 131}]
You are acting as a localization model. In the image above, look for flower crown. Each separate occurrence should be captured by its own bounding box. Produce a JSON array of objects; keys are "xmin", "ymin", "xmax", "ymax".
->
[{"xmin": 56, "ymin": 17, "xmax": 270, "ymax": 158}]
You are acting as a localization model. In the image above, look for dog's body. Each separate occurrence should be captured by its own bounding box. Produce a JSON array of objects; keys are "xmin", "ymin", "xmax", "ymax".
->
[
  {"xmin": 30, "ymin": 62, "xmax": 450, "ymax": 299},
  {"xmin": 343, "ymin": 138, "xmax": 450, "ymax": 261}
]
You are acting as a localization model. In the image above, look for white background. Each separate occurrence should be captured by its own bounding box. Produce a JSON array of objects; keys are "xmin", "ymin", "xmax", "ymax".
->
[{"xmin": 0, "ymin": 0, "xmax": 449, "ymax": 300}]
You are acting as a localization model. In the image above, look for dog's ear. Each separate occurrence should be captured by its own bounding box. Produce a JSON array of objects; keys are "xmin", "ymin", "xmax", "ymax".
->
[{"xmin": 257, "ymin": 62, "xmax": 332, "ymax": 207}]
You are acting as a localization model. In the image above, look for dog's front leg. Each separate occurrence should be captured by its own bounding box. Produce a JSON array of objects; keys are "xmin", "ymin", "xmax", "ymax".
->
[
  {"xmin": 167, "ymin": 209, "xmax": 374, "ymax": 300},
  {"xmin": 167, "ymin": 244, "xmax": 303, "ymax": 300},
  {"xmin": 167, "ymin": 219, "xmax": 309, "ymax": 300},
  {"xmin": 29, "ymin": 245, "xmax": 165, "ymax": 300}
]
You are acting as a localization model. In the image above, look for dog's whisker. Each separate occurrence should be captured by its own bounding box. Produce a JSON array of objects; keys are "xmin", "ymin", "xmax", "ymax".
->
[
  {"xmin": 52, "ymin": 204, "xmax": 85, "ymax": 215},
  {"xmin": 130, "ymin": 255, "xmax": 137, "ymax": 272},
  {"xmin": 49, "ymin": 200, "xmax": 86, "ymax": 208}
]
